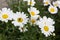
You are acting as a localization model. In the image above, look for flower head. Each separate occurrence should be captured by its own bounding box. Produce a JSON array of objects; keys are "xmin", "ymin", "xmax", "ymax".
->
[
  {"xmin": 30, "ymin": 17, "xmax": 37, "ymax": 25},
  {"xmin": 12, "ymin": 12, "xmax": 29, "ymax": 27},
  {"xmin": 53, "ymin": 1, "xmax": 58, "ymax": 7},
  {"xmin": 37, "ymin": 16, "xmax": 55, "ymax": 37},
  {"xmin": 56, "ymin": 1, "xmax": 60, "ymax": 8},
  {"xmin": 43, "ymin": 0, "xmax": 51, "ymax": 6},
  {"xmin": 48, "ymin": 5, "xmax": 58, "ymax": 14},
  {"xmin": 28, "ymin": 0, "xmax": 35, "ymax": 6},
  {"xmin": 28, "ymin": 7, "xmax": 39, "ymax": 17},
  {"xmin": 0, "ymin": 8, "xmax": 13, "ymax": 22}
]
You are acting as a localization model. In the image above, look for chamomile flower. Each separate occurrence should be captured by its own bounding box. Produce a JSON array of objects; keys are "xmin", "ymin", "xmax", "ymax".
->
[
  {"xmin": 30, "ymin": 15, "xmax": 40, "ymax": 25},
  {"xmin": 19, "ymin": 27, "xmax": 28, "ymax": 32},
  {"xmin": 48, "ymin": 5, "xmax": 58, "ymax": 14},
  {"xmin": 0, "ymin": 8, "xmax": 13, "ymax": 22},
  {"xmin": 43, "ymin": 0, "xmax": 51, "ymax": 6},
  {"xmin": 30, "ymin": 17, "xmax": 37, "ymax": 25},
  {"xmin": 37, "ymin": 16, "xmax": 55, "ymax": 37},
  {"xmin": 28, "ymin": 7, "xmax": 39, "ymax": 17},
  {"xmin": 28, "ymin": 0, "xmax": 35, "ymax": 6},
  {"xmin": 56, "ymin": 0, "xmax": 60, "ymax": 8},
  {"xmin": 12, "ymin": 12, "xmax": 28, "ymax": 27},
  {"xmin": 53, "ymin": 1, "xmax": 58, "ymax": 7}
]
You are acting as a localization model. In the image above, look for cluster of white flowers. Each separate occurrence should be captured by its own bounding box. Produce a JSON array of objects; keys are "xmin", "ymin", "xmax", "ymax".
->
[
  {"xmin": 0, "ymin": 7, "xmax": 55, "ymax": 37},
  {"xmin": 22, "ymin": 0, "xmax": 56, "ymax": 37},
  {"xmin": 43, "ymin": 0, "xmax": 60, "ymax": 14},
  {"xmin": 0, "ymin": 8, "xmax": 29, "ymax": 32},
  {"xmin": 0, "ymin": 0, "xmax": 55, "ymax": 37},
  {"xmin": 28, "ymin": 7, "xmax": 40, "ymax": 25}
]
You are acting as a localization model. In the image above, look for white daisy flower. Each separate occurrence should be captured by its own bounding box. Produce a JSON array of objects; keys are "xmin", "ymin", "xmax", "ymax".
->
[
  {"xmin": 56, "ymin": 0, "xmax": 60, "ymax": 8},
  {"xmin": 19, "ymin": 27, "xmax": 28, "ymax": 32},
  {"xmin": 0, "ymin": 8, "xmax": 13, "ymax": 22},
  {"xmin": 28, "ymin": 7, "xmax": 40, "ymax": 17},
  {"xmin": 28, "ymin": 0, "xmax": 35, "ymax": 6},
  {"xmin": 30, "ymin": 17, "xmax": 37, "ymax": 25},
  {"xmin": 12, "ymin": 12, "xmax": 29, "ymax": 27},
  {"xmin": 37, "ymin": 16, "xmax": 55, "ymax": 37},
  {"xmin": 53, "ymin": 1, "xmax": 58, "ymax": 7},
  {"xmin": 48, "ymin": 5, "xmax": 58, "ymax": 14},
  {"xmin": 43, "ymin": 0, "xmax": 51, "ymax": 6},
  {"xmin": 30, "ymin": 15, "xmax": 40, "ymax": 25}
]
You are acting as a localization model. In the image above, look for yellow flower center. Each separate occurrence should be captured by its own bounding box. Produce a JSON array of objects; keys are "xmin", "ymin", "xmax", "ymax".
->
[
  {"xmin": 2, "ymin": 14, "xmax": 8, "ymax": 19},
  {"xmin": 50, "ymin": 8, "xmax": 55, "ymax": 12},
  {"xmin": 30, "ymin": 11, "xmax": 35, "ymax": 16},
  {"xmin": 45, "ymin": 1, "xmax": 49, "ymax": 4},
  {"xmin": 54, "ymin": 4, "xmax": 57, "ymax": 6},
  {"xmin": 44, "ymin": 26, "xmax": 49, "ymax": 31},
  {"xmin": 17, "ymin": 18, "xmax": 23, "ymax": 23},
  {"xmin": 29, "ymin": 2, "xmax": 33, "ymax": 5},
  {"xmin": 31, "ymin": 19, "xmax": 36, "ymax": 24}
]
